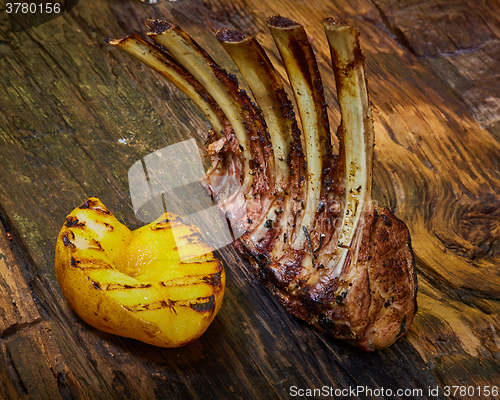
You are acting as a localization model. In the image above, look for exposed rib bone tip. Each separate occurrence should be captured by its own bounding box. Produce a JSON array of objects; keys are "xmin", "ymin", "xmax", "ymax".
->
[
  {"xmin": 267, "ymin": 15, "xmax": 300, "ymax": 29},
  {"xmin": 145, "ymin": 19, "xmax": 173, "ymax": 35},
  {"xmin": 323, "ymin": 17, "xmax": 352, "ymax": 29},
  {"xmin": 216, "ymin": 28, "xmax": 248, "ymax": 43}
]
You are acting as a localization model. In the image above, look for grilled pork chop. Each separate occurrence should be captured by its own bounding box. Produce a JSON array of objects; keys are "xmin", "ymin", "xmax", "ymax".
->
[{"xmin": 107, "ymin": 15, "xmax": 417, "ymax": 351}]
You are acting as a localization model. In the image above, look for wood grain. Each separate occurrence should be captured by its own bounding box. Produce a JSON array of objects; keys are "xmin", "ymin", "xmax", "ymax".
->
[
  {"xmin": 0, "ymin": 0, "xmax": 499, "ymax": 398},
  {"xmin": 372, "ymin": 0, "xmax": 500, "ymax": 135}
]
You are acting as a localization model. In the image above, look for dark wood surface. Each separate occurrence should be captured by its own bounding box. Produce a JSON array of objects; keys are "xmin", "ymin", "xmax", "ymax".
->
[{"xmin": 0, "ymin": 0, "xmax": 499, "ymax": 398}]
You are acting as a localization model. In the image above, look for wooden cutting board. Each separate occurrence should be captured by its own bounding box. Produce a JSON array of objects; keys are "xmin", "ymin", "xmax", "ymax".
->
[{"xmin": 0, "ymin": 0, "xmax": 499, "ymax": 398}]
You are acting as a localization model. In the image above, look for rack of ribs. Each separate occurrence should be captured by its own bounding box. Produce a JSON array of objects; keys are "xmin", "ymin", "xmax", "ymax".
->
[{"xmin": 107, "ymin": 15, "xmax": 417, "ymax": 351}]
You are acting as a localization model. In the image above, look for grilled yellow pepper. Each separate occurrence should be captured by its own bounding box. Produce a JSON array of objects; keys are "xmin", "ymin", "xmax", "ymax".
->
[{"xmin": 55, "ymin": 197, "xmax": 225, "ymax": 347}]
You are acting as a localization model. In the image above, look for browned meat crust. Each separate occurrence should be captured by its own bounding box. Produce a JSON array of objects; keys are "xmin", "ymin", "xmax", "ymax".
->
[{"xmin": 107, "ymin": 15, "xmax": 417, "ymax": 351}]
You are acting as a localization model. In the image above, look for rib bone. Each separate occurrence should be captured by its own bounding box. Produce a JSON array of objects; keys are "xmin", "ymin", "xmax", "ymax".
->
[
  {"xmin": 267, "ymin": 16, "xmax": 332, "ymax": 247},
  {"xmin": 145, "ymin": 20, "xmax": 272, "ymax": 197},
  {"xmin": 324, "ymin": 19, "xmax": 374, "ymax": 274},
  {"xmin": 105, "ymin": 33, "xmax": 226, "ymax": 137},
  {"xmin": 217, "ymin": 28, "xmax": 294, "ymax": 192}
]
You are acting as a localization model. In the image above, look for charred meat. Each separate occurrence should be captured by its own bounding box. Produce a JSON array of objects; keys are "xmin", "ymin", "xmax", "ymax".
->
[{"xmin": 107, "ymin": 15, "xmax": 417, "ymax": 351}]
